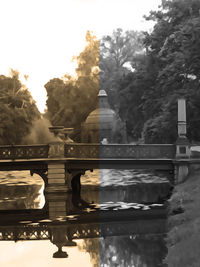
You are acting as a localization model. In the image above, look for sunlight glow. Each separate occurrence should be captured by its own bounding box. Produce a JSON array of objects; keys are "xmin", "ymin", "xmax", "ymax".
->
[{"xmin": 0, "ymin": 0, "xmax": 161, "ymax": 112}]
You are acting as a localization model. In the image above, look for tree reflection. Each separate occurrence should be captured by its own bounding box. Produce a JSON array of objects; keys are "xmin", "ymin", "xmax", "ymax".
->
[
  {"xmin": 79, "ymin": 234, "xmax": 167, "ymax": 267},
  {"xmin": 0, "ymin": 184, "xmax": 43, "ymax": 209},
  {"xmin": 79, "ymin": 238, "xmax": 100, "ymax": 267}
]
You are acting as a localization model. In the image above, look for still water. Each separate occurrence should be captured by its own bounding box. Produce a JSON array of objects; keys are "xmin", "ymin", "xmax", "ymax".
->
[{"xmin": 0, "ymin": 169, "xmax": 170, "ymax": 267}]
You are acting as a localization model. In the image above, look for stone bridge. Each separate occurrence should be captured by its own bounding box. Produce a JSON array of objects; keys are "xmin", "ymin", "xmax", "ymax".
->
[
  {"xmin": 0, "ymin": 142, "xmax": 190, "ymax": 193},
  {"xmin": 0, "ymin": 98, "xmax": 193, "ymax": 193}
]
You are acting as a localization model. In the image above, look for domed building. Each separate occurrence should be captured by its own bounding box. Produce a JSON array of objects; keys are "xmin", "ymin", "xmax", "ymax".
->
[{"xmin": 81, "ymin": 90, "xmax": 127, "ymax": 143}]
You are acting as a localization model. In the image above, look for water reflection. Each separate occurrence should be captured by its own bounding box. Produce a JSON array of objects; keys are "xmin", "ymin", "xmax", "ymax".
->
[
  {"xmin": 0, "ymin": 169, "xmax": 171, "ymax": 266},
  {"xmin": 0, "ymin": 216, "xmax": 167, "ymax": 264},
  {"xmin": 82, "ymin": 169, "xmax": 172, "ymax": 205},
  {"xmin": 0, "ymin": 171, "xmax": 45, "ymax": 209},
  {"xmin": 80, "ymin": 235, "xmax": 167, "ymax": 267}
]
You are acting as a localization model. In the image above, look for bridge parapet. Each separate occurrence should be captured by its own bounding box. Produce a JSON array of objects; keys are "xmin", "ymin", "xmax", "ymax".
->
[
  {"xmin": 0, "ymin": 143, "xmax": 176, "ymax": 160},
  {"xmin": 65, "ymin": 143, "xmax": 176, "ymax": 159},
  {"xmin": 0, "ymin": 145, "xmax": 49, "ymax": 160},
  {"xmin": 0, "ymin": 143, "xmax": 177, "ymax": 190}
]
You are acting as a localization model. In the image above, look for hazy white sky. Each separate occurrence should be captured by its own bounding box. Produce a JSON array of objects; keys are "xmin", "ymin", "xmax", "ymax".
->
[
  {"xmin": 0, "ymin": 0, "xmax": 161, "ymax": 112},
  {"xmin": 0, "ymin": 240, "xmax": 92, "ymax": 267}
]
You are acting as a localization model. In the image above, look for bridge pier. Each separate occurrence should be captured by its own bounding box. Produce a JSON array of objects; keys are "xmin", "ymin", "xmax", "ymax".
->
[
  {"xmin": 45, "ymin": 192, "xmax": 74, "ymax": 219},
  {"xmin": 45, "ymin": 141, "xmax": 69, "ymax": 194},
  {"xmin": 44, "ymin": 165, "xmax": 86, "ymax": 194},
  {"xmin": 174, "ymin": 161, "xmax": 190, "ymax": 184},
  {"xmin": 45, "ymin": 162, "xmax": 70, "ymax": 194},
  {"xmin": 175, "ymin": 138, "xmax": 190, "ymax": 184}
]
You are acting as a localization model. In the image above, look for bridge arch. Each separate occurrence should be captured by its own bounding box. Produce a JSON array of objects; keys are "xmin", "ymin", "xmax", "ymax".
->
[{"xmin": 30, "ymin": 169, "xmax": 48, "ymax": 186}]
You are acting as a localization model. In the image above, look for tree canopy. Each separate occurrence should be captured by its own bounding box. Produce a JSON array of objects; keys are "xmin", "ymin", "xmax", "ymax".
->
[
  {"xmin": 143, "ymin": 0, "xmax": 200, "ymax": 143},
  {"xmin": 117, "ymin": 0, "xmax": 200, "ymax": 143},
  {"xmin": 100, "ymin": 28, "xmax": 144, "ymax": 109},
  {"xmin": 45, "ymin": 31, "xmax": 99, "ymax": 141},
  {"xmin": 0, "ymin": 70, "xmax": 40, "ymax": 144},
  {"xmin": 45, "ymin": 0, "xmax": 200, "ymax": 143}
]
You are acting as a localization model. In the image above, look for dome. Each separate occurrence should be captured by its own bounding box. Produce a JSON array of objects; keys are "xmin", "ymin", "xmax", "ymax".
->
[
  {"xmin": 85, "ymin": 108, "xmax": 115, "ymax": 130},
  {"xmin": 98, "ymin": 89, "xmax": 107, "ymax": 97},
  {"xmin": 84, "ymin": 90, "xmax": 116, "ymax": 130},
  {"xmin": 81, "ymin": 89, "xmax": 118, "ymax": 142}
]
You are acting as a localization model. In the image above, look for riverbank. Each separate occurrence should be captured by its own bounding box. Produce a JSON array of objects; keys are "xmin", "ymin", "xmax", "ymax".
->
[{"xmin": 166, "ymin": 169, "xmax": 200, "ymax": 267}]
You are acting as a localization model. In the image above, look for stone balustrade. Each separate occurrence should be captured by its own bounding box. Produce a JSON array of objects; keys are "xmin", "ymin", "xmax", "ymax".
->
[
  {"xmin": 0, "ymin": 145, "xmax": 49, "ymax": 160},
  {"xmin": 0, "ymin": 143, "xmax": 176, "ymax": 160},
  {"xmin": 65, "ymin": 143, "xmax": 176, "ymax": 159}
]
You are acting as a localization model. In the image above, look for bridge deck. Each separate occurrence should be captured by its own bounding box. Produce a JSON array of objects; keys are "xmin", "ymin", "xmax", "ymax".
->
[
  {"xmin": 0, "ymin": 157, "xmax": 175, "ymax": 170},
  {"xmin": 66, "ymin": 158, "xmax": 175, "ymax": 170}
]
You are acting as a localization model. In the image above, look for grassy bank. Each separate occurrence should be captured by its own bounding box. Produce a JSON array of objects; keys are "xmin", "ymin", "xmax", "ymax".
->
[{"xmin": 166, "ymin": 170, "xmax": 200, "ymax": 267}]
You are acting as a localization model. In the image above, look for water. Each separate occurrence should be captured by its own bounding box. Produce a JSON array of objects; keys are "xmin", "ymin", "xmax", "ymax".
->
[{"xmin": 0, "ymin": 169, "xmax": 171, "ymax": 266}]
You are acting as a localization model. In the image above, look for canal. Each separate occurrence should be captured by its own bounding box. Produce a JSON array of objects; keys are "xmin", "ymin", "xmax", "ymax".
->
[{"xmin": 0, "ymin": 169, "xmax": 171, "ymax": 266}]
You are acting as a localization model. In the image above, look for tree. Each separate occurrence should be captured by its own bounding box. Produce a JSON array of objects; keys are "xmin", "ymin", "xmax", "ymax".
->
[
  {"xmin": 116, "ymin": 49, "xmax": 160, "ymax": 141},
  {"xmin": 100, "ymin": 28, "xmax": 144, "ymax": 109},
  {"xmin": 0, "ymin": 70, "xmax": 40, "ymax": 144},
  {"xmin": 108, "ymin": 0, "xmax": 200, "ymax": 143},
  {"xmin": 142, "ymin": 0, "xmax": 200, "ymax": 143},
  {"xmin": 45, "ymin": 31, "xmax": 99, "ymax": 141}
]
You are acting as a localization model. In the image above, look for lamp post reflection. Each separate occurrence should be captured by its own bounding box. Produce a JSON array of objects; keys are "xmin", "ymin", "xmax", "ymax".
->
[
  {"xmin": 50, "ymin": 225, "xmax": 68, "ymax": 258},
  {"xmin": 50, "ymin": 225, "xmax": 77, "ymax": 258}
]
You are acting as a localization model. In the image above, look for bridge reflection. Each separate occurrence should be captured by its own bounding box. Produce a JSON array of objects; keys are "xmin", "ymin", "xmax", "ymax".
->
[
  {"xmin": 0, "ymin": 221, "xmax": 168, "ymax": 264},
  {"xmin": 0, "ymin": 205, "xmax": 167, "ymax": 261},
  {"xmin": 0, "ymin": 170, "xmax": 169, "ymax": 264}
]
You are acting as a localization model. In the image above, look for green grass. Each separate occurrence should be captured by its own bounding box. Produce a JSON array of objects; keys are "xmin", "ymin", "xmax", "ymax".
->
[{"xmin": 166, "ymin": 171, "xmax": 200, "ymax": 267}]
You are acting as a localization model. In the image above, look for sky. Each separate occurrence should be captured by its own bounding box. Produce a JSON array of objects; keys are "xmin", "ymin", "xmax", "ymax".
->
[
  {"xmin": 0, "ymin": 0, "xmax": 161, "ymax": 112},
  {"xmin": 0, "ymin": 240, "xmax": 92, "ymax": 267}
]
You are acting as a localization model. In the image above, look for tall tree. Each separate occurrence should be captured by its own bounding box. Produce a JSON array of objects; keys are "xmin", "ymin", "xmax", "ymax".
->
[
  {"xmin": 142, "ymin": 0, "xmax": 200, "ymax": 143},
  {"xmin": 100, "ymin": 28, "xmax": 144, "ymax": 109},
  {"xmin": 0, "ymin": 70, "xmax": 40, "ymax": 144},
  {"xmin": 45, "ymin": 31, "xmax": 99, "ymax": 140},
  {"xmin": 111, "ymin": 0, "xmax": 200, "ymax": 143}
]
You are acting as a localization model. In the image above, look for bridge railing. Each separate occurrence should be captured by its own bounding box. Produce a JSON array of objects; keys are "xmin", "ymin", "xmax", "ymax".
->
[
  {"xmin": 0, "ymin": 145, "xmax": 49, "ymax": 160},
  {"xmin": 0, "ymin": 143, "xmax": 176, "ymax": 160},
  {"xmin": 65, "ymin": 143, "xmax": 176, "ymax": 159}
]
